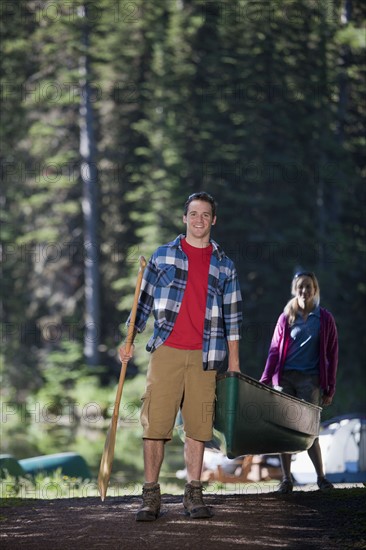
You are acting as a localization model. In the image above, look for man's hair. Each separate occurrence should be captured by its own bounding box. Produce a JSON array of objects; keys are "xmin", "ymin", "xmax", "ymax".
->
[{"xmin": 184, "ymin": 192, "xmax": 217, "ymax": 218}]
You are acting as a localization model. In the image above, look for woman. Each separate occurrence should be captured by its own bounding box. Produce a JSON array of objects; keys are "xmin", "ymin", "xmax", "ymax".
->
[{"xmin": 260, "ymin": 271, "xmax": 338, "ymax": 493}]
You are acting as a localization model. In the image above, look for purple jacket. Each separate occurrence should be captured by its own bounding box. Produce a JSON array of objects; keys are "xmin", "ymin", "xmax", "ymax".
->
[{"xmin": 260, "ymin": 308, "xmax": 338, "ymax": 397}]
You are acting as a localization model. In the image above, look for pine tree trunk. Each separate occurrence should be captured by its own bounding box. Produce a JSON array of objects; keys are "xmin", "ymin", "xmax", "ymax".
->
[{"xmin": 79, "ymin": 4, "xmax": 100, "ymax": 366}]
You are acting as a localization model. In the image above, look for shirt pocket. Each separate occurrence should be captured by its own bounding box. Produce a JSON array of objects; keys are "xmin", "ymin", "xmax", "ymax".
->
[{"xmin": 156, "ymin": 264, "xmax": 176, "ymax": 287}]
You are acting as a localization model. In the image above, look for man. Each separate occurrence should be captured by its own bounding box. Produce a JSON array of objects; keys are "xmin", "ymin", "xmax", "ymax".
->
[{"xmin": 119, "ymin": 192, "xmax": 242, "ymax": 521}]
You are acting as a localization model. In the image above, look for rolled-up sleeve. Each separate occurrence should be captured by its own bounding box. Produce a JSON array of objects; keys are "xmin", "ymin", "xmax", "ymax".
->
[
  {"xmin": 223, "ymin": 268, "xmax": 242, "ymax": 340},
  {"xmin": 126, "ymin": 256, "xmax": 157, "ymax": 333}
]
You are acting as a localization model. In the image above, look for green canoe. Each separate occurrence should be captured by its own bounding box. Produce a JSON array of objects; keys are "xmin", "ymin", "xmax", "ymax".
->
[
  {"xmin": 214, "ymin": 372, "xmax": 321, "ymax": 458},
  {"xmin": 19, "ymin": 452, "xmax": 92, "ymax": 479},
  {"xmin": 1, "ymin": 452, "xmax": 91, "ymax": 480}
]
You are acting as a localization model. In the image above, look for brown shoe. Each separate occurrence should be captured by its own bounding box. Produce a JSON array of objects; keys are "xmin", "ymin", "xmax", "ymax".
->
[
  {"xmin": 183, "ymin": 481, "xmax": 213, "ymax": 519},
  {"xmin": 136, "ymin": 483, "xmax": 161, "ymax": 521}
]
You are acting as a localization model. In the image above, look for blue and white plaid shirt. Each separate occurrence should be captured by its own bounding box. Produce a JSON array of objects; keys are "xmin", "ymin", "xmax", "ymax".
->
[{"xmin": 130, "ymin": 234, "xmax": 242, "ymax": 371}]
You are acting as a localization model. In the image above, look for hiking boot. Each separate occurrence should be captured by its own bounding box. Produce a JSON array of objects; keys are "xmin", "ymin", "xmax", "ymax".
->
[
  {"xmin": 317, "ymin": 477, "xmax": 334, "ymax": 492},
  {"xmin": 183, "ymin": 480, "xmax": 213, "ymax": 519},
  {"xmin": 136, "ymin": 483, "xmax": 161, "ymax": 521},
  {"xmin": 276, "ymin": 479, "xmax": 293, "ymax": 494}
]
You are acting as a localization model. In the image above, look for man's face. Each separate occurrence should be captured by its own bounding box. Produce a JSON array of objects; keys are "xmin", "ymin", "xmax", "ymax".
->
[{"xmin": 183, "ymin": 200, "xmax": 216, "ymax": 242}]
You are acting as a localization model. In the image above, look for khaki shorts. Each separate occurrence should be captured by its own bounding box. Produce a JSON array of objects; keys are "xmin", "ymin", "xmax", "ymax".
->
[{"xmin": 140, "ymin": 346, "xmax": 217, "ymax": 441}]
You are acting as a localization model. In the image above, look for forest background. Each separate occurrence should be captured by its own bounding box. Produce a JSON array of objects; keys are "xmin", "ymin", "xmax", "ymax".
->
[{"xmin": 1, "ymin": 0, "xmax": 365, "ymax": 480}]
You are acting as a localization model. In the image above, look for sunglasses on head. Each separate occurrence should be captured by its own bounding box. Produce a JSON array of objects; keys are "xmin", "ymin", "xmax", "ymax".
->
[{"xmin": 294, "ymin": 271, "xmax": 315, "ymax": 279}]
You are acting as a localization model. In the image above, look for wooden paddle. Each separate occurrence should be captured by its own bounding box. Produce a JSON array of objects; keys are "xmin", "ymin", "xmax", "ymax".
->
[{"xmin": 98, "ymin": 255, "xmax": 147, "ymax": 501}]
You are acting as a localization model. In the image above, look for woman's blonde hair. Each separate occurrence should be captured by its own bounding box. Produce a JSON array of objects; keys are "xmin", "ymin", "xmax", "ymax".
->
[{"xmin": 284, "ymin": 271, "xmax": 320, "ymax": 325}]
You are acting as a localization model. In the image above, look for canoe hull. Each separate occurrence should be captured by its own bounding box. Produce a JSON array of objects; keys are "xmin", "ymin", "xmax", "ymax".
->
[
  {"xmin": 214, "ymin": 372, "xmax": 321, "ymax": 458},
  {"xmin": 19, "ymin": 452, "xmax": 91, "ymax": 479}
]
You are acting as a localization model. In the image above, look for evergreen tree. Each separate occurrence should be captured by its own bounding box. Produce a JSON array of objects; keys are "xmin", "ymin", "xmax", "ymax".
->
[{"xmin": 1, "ymin": 0, "xmax": 365, "ymax": 414}]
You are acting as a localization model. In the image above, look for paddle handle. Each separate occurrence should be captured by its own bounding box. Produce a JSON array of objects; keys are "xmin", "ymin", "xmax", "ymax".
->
[{"xmin": 112, "ymin": 256, "xmax": 147, "ymax": 420}]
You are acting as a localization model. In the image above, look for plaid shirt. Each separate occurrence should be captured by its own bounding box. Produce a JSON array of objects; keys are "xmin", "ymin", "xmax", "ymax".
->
[{"xmin": 130, "ymin": 234, "xmax": 242, "ymax": 371}]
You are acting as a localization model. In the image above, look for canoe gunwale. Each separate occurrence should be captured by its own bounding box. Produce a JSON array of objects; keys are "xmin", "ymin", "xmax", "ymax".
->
[{"xmin": 216, "ymin": 372, "xmax": 322, "ymax": 412}]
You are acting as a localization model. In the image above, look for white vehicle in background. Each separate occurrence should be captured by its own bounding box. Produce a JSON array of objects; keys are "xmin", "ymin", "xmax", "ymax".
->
[{"xmin": 291, "ymin": 414, "xmax": 366, "ymax": 484}]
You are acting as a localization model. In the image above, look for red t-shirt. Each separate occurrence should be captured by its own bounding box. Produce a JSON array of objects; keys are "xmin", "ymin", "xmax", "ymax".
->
[{"xmin": 164, "ymin": 238, "xmax": 212, "ymax": 350}]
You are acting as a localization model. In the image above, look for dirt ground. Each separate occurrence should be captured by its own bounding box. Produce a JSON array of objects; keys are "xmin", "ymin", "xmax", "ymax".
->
[{"xmin": 1, "ymin": 486, "xmax": 365, "ymax": 550}]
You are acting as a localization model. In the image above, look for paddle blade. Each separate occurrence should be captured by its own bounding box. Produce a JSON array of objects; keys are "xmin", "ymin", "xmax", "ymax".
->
[{"xmin": 97, "ymin": 417, "xmax": 118, "ymax": 501}]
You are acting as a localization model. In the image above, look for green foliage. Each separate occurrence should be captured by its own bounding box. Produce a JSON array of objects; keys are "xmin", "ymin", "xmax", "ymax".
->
[
  {"xmin": 1, "ymin": 0, "xmax": 365, "ymax": 424},
  {"xmin": 0, "ymin": 469, "xmax": 98, "ymax": 499},
  {"xmin": 1, "ymin": 372, "xmax": 148, "ymax": 478},
  {"xmin": 0, "ymin": 467, "xmax": 186, "ymax": 499}
]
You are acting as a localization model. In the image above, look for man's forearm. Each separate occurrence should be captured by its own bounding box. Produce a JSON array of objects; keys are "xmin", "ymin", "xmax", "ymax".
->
[{"xmin": 227, "ymin": 339, "xmax": 240, "ymax": 372}]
